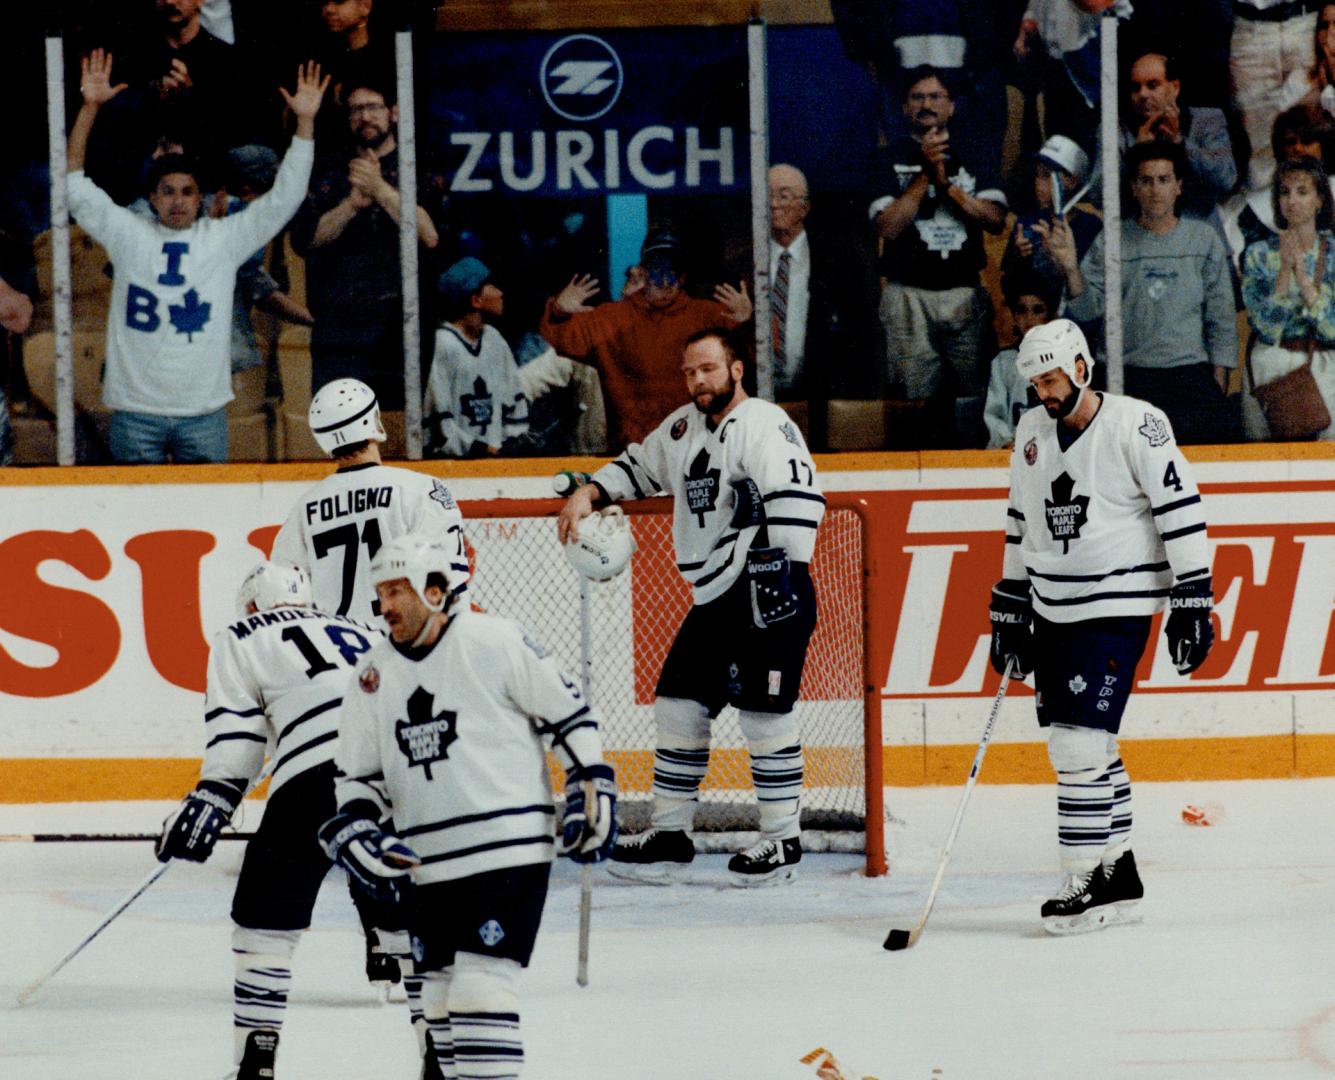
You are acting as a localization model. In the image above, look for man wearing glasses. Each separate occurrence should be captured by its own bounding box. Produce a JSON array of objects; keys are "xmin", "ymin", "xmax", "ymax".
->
[
  {"xmin": 291, "ymin": 81, "xmax": 441, "ymax": 413},
  {"xmin": 870, "ymin": 66, "xmax": 1008, "ymax": 448}
]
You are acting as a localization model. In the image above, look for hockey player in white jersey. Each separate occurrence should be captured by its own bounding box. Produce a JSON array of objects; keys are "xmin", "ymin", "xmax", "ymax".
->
[
  {"xmin": 989, "ymin": 319, "xmax": 1215, "ymax": 934},
  {"xmin": 557, "ymin": 326, "xmax": 825, "ymax": 886},
  {"xmin": 155, "ymin": 562, "xmax": 385, "ymax": 1079},
  {"xmin": 319, "ymin": 534, "xmax": 616, "ymax": 1080}
]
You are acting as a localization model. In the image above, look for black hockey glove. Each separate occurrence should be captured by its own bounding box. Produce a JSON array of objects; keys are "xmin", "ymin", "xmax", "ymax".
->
[
  {"xmin": 1165, "ymin": 577, "xmax": 1214, "ymax": 675},
  {"xmin": 729, "ymin": 478, "xmax": 765, "ymax": 529},
  {"xmin": 559, "ymin": 763, "xmax": 618, "ymax": 864},
  {"xmin": 155, "ymin": 779, "xmax": 242, "ymax": 864},
  {"xmin": 989, "ymin": 579, "xmax": 1033, "ymax": 680},
  {"xmin": 319, "ymin": 809, "xmax": 421, "ymax": 904},
  {"xmin": 746, "ymin": 546, "xmax": 799, "ymax": 628}
]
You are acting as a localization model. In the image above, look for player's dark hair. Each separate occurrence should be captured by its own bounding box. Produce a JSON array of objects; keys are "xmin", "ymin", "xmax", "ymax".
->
[
  {"xmin": 1273, "ymin": 156, "xmax": 1335, "ymax": 231},
  {"xmin": 331, "ymin": 439, "xmax": 370, "ymax": 459},
  {"xmin": 684, "ymin": 325, "xmax": 749, "ymax": 370}
]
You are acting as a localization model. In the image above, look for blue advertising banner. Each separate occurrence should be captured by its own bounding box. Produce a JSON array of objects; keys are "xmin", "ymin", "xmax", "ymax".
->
[{"xmin": 427, "ymin": 28, "xmax": 750, "ymax": 198}]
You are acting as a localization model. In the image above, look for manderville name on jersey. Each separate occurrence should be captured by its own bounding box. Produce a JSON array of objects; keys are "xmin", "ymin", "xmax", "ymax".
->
[
  {"xmin": 303, "ymin": 485, "xmax": 395, "ymax": 525},
  {"xmin": 228, "ymin": 606, "xmax": 340, "ymax": 641}
]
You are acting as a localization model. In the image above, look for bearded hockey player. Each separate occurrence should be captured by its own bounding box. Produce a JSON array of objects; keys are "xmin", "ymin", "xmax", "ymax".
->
[{"xmin": 988, "ymin": 319, "xmax": 1215, "ymax": 934}]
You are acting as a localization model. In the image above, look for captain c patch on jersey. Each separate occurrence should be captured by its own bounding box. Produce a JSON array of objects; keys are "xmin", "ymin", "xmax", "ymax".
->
[
  {"xmin": 1044, "ymin": 471, "xmax": 1089, "ymax": 552},
  {"xmin": 394, "ymin": 687, "xmax": 459, "ymax": 779}
]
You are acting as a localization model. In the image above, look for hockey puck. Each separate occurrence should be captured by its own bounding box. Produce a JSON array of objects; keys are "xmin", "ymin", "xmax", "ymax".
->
[{"xmin": 883, "ymin": 928, "xmax": 912, "ymax": 951}]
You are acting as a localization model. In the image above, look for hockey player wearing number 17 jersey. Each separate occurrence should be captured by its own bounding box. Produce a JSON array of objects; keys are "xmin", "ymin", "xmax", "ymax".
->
[
  {"xmin": 557, "ymin": 326, "xmax": 826, "ymax": 886},
  {"xmin": 989, "ymin": 319, "xmax": 1216, "ymax": 935}
]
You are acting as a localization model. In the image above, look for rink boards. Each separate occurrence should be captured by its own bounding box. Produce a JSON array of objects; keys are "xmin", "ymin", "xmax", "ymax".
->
[{"xmin": 2, "ymin": 446, "xmax": 1335, "ymax": 800}]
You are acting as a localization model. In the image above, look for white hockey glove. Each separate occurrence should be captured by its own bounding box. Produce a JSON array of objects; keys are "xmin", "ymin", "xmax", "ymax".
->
[
  {"xmin": 319, "ymin": 810, "xmax": 421, "ymax": 903},
  {"xmin": 747, "ymin": 546, "xmax": 799, "ymax": 628},
  {"xmin": 155, "ymin": 780, "xmax": 242, "ymax": 864},
  {"xmin": 558, "ymin": 764, "xmax": 618, "ymax": 864}
]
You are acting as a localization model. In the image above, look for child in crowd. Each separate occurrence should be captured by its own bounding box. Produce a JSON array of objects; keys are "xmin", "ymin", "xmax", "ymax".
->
[{"xmin": 984, "ymin": 270, "xmax": 1058, "ymax": 448}]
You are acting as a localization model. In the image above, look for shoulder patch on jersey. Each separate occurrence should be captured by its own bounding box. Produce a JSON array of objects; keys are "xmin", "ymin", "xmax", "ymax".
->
[
  {"xmin": 1023, "ymin": 437, "xmax": 1038, "ymax": 466},
  {"xmin": 780, "ymin": 421, "xmax": 800, "ymax": 447},
  {"xmin": 359, "ymin": 663, "xmax": 381, "ymax": 694},
  {"xmin": 430, "ymin": 478, "xmax": 457, "ymax": 511},
  {"xmin": 670, "ymin": 417, "xmax": 688, "ymax": 440},
  {"xmin": 1138, "ymin": 413, "xmax": 1170, "ymax": 448},
  {"xmin": 394, "ymin": 687, "xmax": 458, "ymax": 780},
  {"xmin": 522, "ymin": 632, "xmax": 548, "ymax": 659},
  {"xmin": 1044, "ymin": 471, "xmax": 1090, "ymax": 552}
]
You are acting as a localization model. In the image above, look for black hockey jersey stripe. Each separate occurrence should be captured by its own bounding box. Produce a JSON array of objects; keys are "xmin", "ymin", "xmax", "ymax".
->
[
  {"xmin": 1005, "ymin": 535, "xmax": 1021, "ymax": 544},
  {"xmin": 1176, "ymin": 566, "xmax": 1210, "ymax": 582},
  {"xmin": 677, "ymin": 531, "xmax": 740, "ymax": 572},
  {"xmin": 205, "ymin": 704, "xmax": 265, "ymax": 723},
  {"xmin": 276, "ymin": 697, "xmax": 341, "ymax": 743},
  {"xmin": 764, "ymin": 517, "xmax": 820, "ymax": 528},
  {"xmin": 690, "ymin": 547, "xmax": 737, "ymax": 588},
  {"xmin": 416, "ymin": 833, "xmax": 555, "ymax": 865},
  {"xmin": 273, "ymin": 729, "xmax": 338, "ymax": 773},
  {"xmin": 1007, "ymin": 507, "xmax": 1025, "ymax": 521},
  {"xmin": 613, "ymin": 458, "xmax": 648, "ymax": 500},
  {"xmin": 399, "ymin": 802, "xmax": 556, "ymax": 838},
  {"xmin": 206, "ymin": 730, "xmax": 267, "ymax": 750},
  {"xmin": 1161, "ymin": 522, "xmax": 1207, "ymax": 542},
  {"xmin": 763, "ymin": 489, "xmax": 827, "ymax": 504},
  {"xmin": 1032, "ymin": 586, "xmax": 1171, "ymax": 606},
  {"xmin": 1151, "ymin": 494, "xmax": 1202, "ymax": 516},
  {"xmin": 1026, "ymin": 560, "xmax": 1169, "ymax": 582}
]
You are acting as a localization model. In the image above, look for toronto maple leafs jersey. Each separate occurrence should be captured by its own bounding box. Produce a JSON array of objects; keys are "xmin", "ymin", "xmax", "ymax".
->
[
  {"xmin": 66, "ymin": 136, "xmax": 314, "ymax": 416},
  {"xmin": 422, "ymin": 324, "xmax": 573, "ymax": 456},
  {"xmin": 271, "ymin": 462, "xmax": 466, "ymax": 621},
  {"xmin": 590, "ymin": 398, "xmax": 825, "ymax": 605},
  {"xmin": 335, "ymin": 610, "xmax": 607, "ymax": 884},
  {"xmin": 199, "ymin": 607, "xmax": 381, "ymax": 796},
  {"xmin": 1003, "ymin": 393, "xmax": 1211, "ymax": 622}
]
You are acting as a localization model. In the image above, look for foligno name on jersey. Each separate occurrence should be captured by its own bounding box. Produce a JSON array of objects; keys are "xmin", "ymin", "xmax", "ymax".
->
[
  {"xmin": 590, "ymin": 398, "xmax": 825, "ymax": 605},
  {"xmin": 1004, "ymin": 394, "xmax": 1210, "ymax": 622}
]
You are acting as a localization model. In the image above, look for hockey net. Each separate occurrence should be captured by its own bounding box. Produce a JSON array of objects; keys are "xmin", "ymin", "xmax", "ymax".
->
[{"xmin": 461, "ymin": 494, "xmax": 885, "ymax": 875}]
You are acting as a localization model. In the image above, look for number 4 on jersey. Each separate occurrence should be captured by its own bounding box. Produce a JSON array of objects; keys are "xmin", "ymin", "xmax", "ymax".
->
[{"xmin": 1163, "ymin": 461, "xmax": 1183, "ymax": 493}]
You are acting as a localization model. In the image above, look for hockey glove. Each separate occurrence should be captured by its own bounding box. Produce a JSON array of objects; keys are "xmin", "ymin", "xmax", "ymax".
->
[
  {"xmin": 747, "ymin": 547, "xmax": 799, "ymax": 628},
  {"xmin": 558, "ymin": 763, "xmax": 619, "ymax": 864},
  {"xmin": 319, "ymin": 810, "xmax": 421, "ymax": 904},
  {"xmin": 1165, "ymin": 577, "xmax": 1214, "ymax": 675},
  {"xmin": 989, "ymin": 579, "xmax": 1034, "ymax": 680},
  {"xmin": 155, "ymin": 779, "xmax": 242, "ymax": 864},
  {"xmin": 729, "ymin": 478, "xmax": 765, "ymax": 529}
]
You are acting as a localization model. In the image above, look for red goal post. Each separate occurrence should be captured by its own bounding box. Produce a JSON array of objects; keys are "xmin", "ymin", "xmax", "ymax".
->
[{"xmin": 460, "ymin": 493, "xmax": 886, "ymax": 876}]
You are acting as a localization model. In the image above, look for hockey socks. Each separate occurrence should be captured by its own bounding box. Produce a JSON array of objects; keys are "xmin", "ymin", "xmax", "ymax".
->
[
  {"xmin": 1107, "ymin": 756, "xmax": 1133, "ymax": 854},
  {"xmin": 451, "ymin": 1011, "xmax": 523, "ymax": 1079},
  {"xmin": 741, "ymin": 710, "xmax": 804, "ymax": 840},
  {"xmin": 1048, "ymin": 725, "xmax": 1113, "ymax": 869},
  {"xmin": 231, "ymin": 926, "xmax": 300, "ymax": 1062}
]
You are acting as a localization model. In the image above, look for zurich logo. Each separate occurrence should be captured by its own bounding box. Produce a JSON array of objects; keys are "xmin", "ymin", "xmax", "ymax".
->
[{"xmin": 539, "ymin": 34, "xmax": 624, "ymax": 121}]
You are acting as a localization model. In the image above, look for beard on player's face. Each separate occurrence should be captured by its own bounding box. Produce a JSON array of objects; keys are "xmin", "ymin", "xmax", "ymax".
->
[{"xmin": 693, "ymin": 371, "xmax": 736, "ymax": 415}]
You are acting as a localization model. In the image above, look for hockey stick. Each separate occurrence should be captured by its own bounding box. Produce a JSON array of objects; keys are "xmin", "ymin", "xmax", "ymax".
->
[
  {"xmin": 576, "ymin": 572, "xmax": 595, "ymax": 988},
  {"xmin": 883, "ymin": 657, "xmax": 1014, "ymax": 951},
  {"xmin": 0, "ymin": 832, "xmax": 256, "ymax": 843}
]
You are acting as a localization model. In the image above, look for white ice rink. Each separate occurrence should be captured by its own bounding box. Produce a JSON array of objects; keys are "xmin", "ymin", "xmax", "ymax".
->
[{"xmin": 4, "ymin": 779, "xmax": 1334, "ymax": 1080}]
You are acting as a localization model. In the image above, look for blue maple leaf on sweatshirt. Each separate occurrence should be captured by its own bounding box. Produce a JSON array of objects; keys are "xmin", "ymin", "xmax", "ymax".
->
[{"xmin": 168, "ymin": 289, "xmax": 211, "ymax": 341}]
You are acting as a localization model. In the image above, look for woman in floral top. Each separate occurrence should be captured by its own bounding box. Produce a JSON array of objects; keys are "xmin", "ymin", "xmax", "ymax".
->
[{"xmin": 1241, "ymin": 156, "xmax": 1335, "ymax": 440}]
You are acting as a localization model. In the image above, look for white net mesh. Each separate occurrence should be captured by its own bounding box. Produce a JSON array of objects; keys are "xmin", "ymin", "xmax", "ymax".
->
[{"xmin": 462, "ymin": 497, "xmax": 868, "ymax": 846}]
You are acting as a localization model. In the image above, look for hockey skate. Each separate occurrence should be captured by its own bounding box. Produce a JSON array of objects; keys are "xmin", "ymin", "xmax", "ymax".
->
[
  {"xmin": 234, "ymin": 1029, "xmax": 278, "ymax": 1080},
  {"xmin": 1102, "ymin": 849, "xmax": 1144, "ymax": 917},
  {"xmin": 727, "ymin": 836, "xmax": 801, "ymax": 887},
  {"xmin": 1040, "ymin": 865, "xmax": 1118, "ymax": 935},
  {"xmin": 607, "ymin": 828, "xmax": 695, "ymax": 883}
]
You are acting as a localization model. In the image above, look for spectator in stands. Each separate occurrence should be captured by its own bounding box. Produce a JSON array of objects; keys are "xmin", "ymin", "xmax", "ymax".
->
[
  {"xmin": 424, "ymin": 257, "xmax": 582, "ymax": 457},
  {"xmin": 1233, "ymin": 0, "xmax": 1320, "ymax": 189},
  {"xmin": 290, "ymin": 81, "xmax": 440, "ymax": 409},
  {"xmin": 538, "ymin": 229, "xmax": 752, "ymax": 451},
  {"xmin": 1240, "ymin": 156, "xmax": 1335, "ymax": 440},
  {"xmin": 0, "ymin": 218, "xmax": 37, "ymax": 466},
  {"xmin": 1122, "ymin": 51, "xmax": 1237, "ymax": 218},
  {"xmin": 871, "ymin": 67, "xmax": 1007, "ymax": 448},
  {"xmin": 984, "ymin": 270, "xmax": 1056, "ymax": 449},
  {"xmin": 1224, "ymin": 104, "xmax": 1335, "ymax": 270},
  {"xmin": 67, "ymin": 51, "xmax": 326, "ymax": 464},
  {"xmin": 1278, "ymin": 5, "xmax": 1335, "ymax": 117},
  {"xmin": 767, "ymin": 163, "xmax": 882, "ymax": 448},
  {"xmin": 318, "ymin": 0, "xmax": 396, "ymax": 131},
  {"xmin": 1002, "ymin": 135, "xmax": 1099, "ymax": 311},
  {"xmin": 1055, "ymin": 141, "xmax": 1239, "ymax": 445}
]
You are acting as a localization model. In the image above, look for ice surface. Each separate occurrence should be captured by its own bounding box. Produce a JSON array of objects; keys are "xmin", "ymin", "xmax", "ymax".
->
[{"xmin": 4, "ymin": 780, "xmax": 1335, "ymax": 1079}]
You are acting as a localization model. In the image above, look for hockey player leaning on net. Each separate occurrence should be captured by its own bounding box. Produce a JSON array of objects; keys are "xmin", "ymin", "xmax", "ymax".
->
[
  {"xmin": 319, "ymin": 534, "xmax": 616, "ymax": 1080},
  {"xmin": 989, "ymin": 318, "xmax": 1215, "ymax": 935},
  {"xmin": 155, "ymin": 562, "xmax": 390, "ymax": 1080},
  {"xmin": 557, "ymin": 326, "xmax": 825, "ymax": 886}
]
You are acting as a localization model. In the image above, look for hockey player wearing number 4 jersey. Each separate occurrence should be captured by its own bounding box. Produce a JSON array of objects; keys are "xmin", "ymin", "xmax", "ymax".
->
[
  {"xmin": 155, "ymin": 562, "xmax": 389, "ymax": 1080},
  {"xmin": 558, "ymin": 327, "xmax": 825, "ymax": 886},
  {"xmin": 321, "ymin": 534, "xmax": 616, "ymax": 1080},
  {"xmin": 990, "ymin": 319, "xmax": 1215, "ymax": 935}
]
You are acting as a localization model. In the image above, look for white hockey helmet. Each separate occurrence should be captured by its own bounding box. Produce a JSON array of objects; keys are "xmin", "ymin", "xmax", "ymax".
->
[
  {"xmin": 1015, "ymin": 318, "xmax": 1094, "ymax": 388},
  {"xmin": 308, "ymin": 378, "xmax": 387, "ymax": 456},
  {"xmin": 236, "ymin": 561, "xmax": 312, "ymax": 616},
  {"xmin": 563, "ymin": 506, "xmax": 637, "ymax": 582},
  {"xmin": 369, "ymin": 532, "xmax": 468, "ymax": 613}
]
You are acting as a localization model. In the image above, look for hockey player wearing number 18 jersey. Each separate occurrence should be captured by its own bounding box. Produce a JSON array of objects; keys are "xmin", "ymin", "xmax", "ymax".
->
[
  {"xmin": 989, "ymin": 319, "xmax": 1215, "ymax": 934},
  {"xmin": 558, "ymin": 327, "xmax": 826, "ymax": 886}
]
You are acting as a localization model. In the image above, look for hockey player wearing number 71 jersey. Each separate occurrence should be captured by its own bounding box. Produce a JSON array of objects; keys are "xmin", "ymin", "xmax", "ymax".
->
[
  {"xmin": 989, "ymin": 319, "xmax": 1215, "ymax": 935},
  {"xmin": 557, "ymin": 326, "xmax": 826, "ymax": 886}
]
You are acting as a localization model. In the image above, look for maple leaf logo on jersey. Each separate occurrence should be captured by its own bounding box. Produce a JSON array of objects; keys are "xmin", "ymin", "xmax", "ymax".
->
[
  {"xmin": 684, "ymin": 448, "xmax": 721, "ymax": 527},
  {"xmin": 394, "ymin": 686, "xmax": 458, "ymax": 780},
  {"xmin": 1044, "ymin": 471, "xmax": 1089, "ymax": 552},
  {"xmin": 1138, "ymin": 412, "xmax": 1170, "ymax": 448},
  {"xmin": 429, "ymin": 478, "xmax": 456, "ymax": 511},
  {"xmin": 168, "ymin": 288, "xmax": 211, "ymax": 341},
  {"xmin": 461, "ymin": 376, "xmax": 494, "ymax": 432}
]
